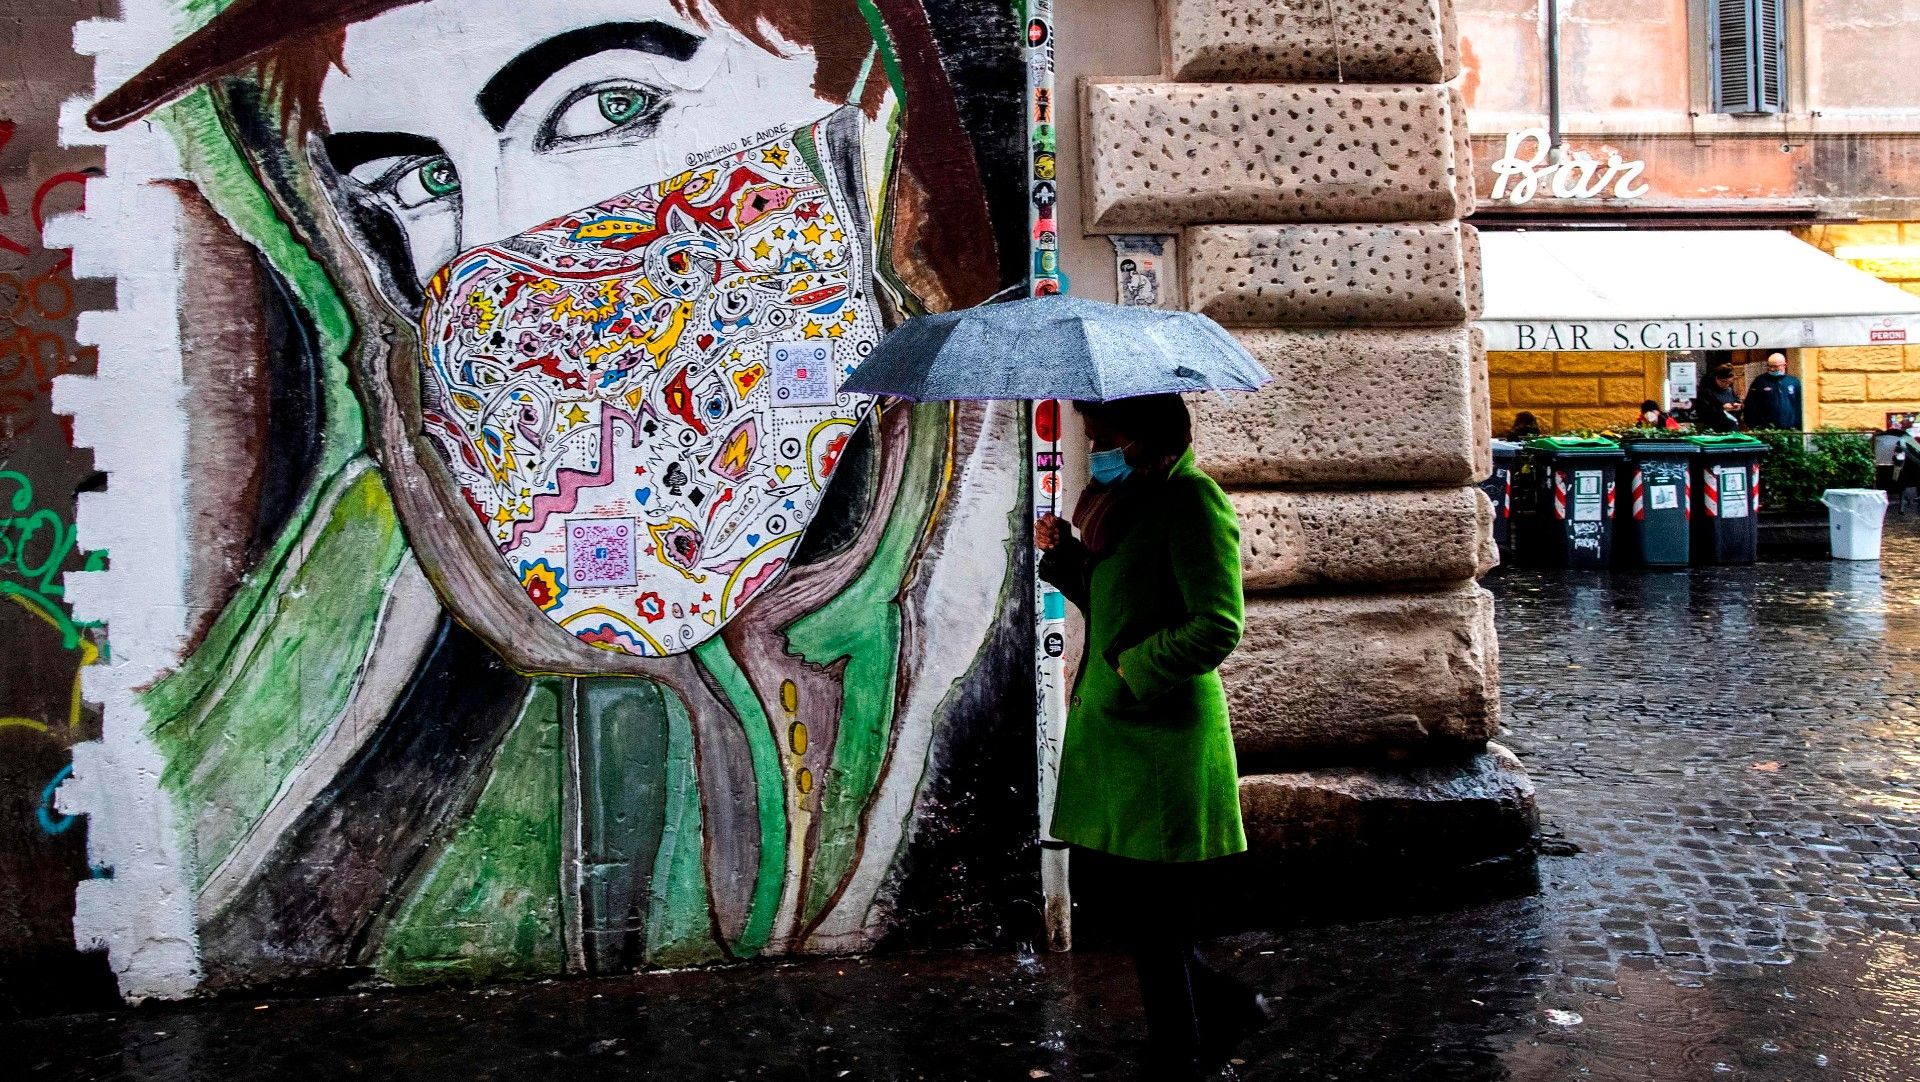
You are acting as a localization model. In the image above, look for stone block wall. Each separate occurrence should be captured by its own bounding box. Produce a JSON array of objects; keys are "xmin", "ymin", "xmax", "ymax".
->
[
  {"xmin": 1488, "ymin": 350, "xmax": 1665, "ymax": 435},
  {"xmin": 1082, "ymin": 0, "xmax": 1533, "ymax": 865}
]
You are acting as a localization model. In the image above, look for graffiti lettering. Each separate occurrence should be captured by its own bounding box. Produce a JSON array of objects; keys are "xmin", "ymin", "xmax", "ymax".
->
[
  {"xmin": 0, "ymin": 470, "xmax": 104, "ymax": 651},
  {"xmin": 0, "ymin": 117, "xmax": 92, "ymax": 437},
  {"xmin": 37, "ymin": 763, "xmax": 76, "ymax": 834}
]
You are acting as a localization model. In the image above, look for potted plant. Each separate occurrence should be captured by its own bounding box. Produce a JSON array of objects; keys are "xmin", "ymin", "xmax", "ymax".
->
[{"xmin": 1748, "ymin": 427, "xmax": 1876, "ymax": 551}]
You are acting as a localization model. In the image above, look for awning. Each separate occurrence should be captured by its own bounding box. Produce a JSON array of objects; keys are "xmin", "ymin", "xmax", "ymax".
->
[{"xmin": 1478, "ymin": 230, "xmax": 1920, "ymax": 352}]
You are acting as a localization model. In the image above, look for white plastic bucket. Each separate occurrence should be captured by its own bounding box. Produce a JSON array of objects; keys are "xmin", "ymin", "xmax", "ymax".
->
[{"xmin": 1822, "ymin": 488, "xmax": 1889, "ymax": 561}]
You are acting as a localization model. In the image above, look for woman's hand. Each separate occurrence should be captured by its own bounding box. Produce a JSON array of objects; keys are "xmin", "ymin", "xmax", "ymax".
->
[{"xmin": 1035, "ymin": 513, "xmax": 1067, "ymax": 551}]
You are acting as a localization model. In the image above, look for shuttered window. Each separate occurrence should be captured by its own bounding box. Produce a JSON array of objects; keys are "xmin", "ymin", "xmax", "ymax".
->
[{"xmin": 1709, "ymin": 0, "xmax": 1788, "ymax": 114}]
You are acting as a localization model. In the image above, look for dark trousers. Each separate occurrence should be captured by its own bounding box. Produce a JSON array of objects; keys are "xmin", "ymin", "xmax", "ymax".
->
[{"xmin": 1095, "ymin": 852, "xmax": 1260, "ymax": 1077}]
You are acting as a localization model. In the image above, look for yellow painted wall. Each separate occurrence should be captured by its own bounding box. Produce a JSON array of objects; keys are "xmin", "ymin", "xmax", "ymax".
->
[
  {"xmin": 1798, "ymin": 223, "xmax": 1920, "ymax": 430},
  {"xmin": 1489, "ymin": 351, "xmax": 1665, "ymax": 435}
]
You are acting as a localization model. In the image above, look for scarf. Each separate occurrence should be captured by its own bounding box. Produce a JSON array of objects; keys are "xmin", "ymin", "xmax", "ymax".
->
[{"xmin": 1071, "ymin": 452, "xmax": 1179, "ymax": 556}]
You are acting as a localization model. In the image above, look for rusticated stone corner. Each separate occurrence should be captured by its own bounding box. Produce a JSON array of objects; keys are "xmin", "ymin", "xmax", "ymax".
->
[
  {"xmin": 1165, "ymin": 0, "xmax": 1461, "ymax": 85},
  {"xmin": 1184, "ymin": 221, "xmax": 1483, "ymax": 327},
  {"xmin": 1238, "ymin": 743, "xmax": 1536, "ymax": 861},
  {"xmin": 1469, "ymin": 324, "xmax": 1493, "ymax": 481},
  {"xmin": 1191, "ymin": 326, "xmax": 1480, "ymax": 486},
  {"xmin": 1232, "ymin": 487, "xmax": 1494, "ymax": 591},
  {"xmin": 1222, "ymin": 582, "xmax": 1499, "ymax": 757},
  {"xmin": 1081, "ymin": 81, "xmax": 1472, "ymax": 233}
]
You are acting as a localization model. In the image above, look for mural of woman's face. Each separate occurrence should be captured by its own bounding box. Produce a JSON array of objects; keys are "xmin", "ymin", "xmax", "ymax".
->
[
  {"xmin": 309, "ymin": 0, "xmax": 901, "ymax": 662},
  {"xmin": 319, "ymin": 0, "xmax": 846, "ymax": 287}
]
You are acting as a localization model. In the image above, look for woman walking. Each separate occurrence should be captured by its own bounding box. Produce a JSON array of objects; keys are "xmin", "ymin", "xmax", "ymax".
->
[{"xmin": 1035, "ymin": 394, "xmax": 1266, "ymax": 1080}]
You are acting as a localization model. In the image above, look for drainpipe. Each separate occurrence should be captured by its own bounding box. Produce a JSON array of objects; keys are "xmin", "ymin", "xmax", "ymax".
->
[{"xmin": 1546, "ymin": 0, "xmax": 1564, "ymax": 154}]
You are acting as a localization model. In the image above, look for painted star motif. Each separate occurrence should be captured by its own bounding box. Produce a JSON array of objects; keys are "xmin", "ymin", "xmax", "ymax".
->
[
  {"xmin": 760, "ymin": 145, "xmax": 790, "ymax": 167},
  {"xmin": 751, "ymin": 237, "xmax": 773, "ymax": 261},
  {"xmin": 802, "ymin": 320, "xmax": 825, "ymax": 339},
  {"xmin": 830, "ymin": 229, "xmax": 845, "ymax": 242},
  {"xmin": 826, "ymin": 322, "xmax": 846, "ymax": 339},
  {"xmin": 801, "ymin": 222, "xmax": 826, "ymax": 245},
  {"xmin": 564, "ymin": 404, "xmax": 589, "ymax": 426}
]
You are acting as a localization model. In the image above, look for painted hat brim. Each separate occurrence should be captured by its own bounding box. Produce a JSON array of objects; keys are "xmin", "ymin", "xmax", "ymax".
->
[{"xmin": 86, "ymin": 0, "xmax": 421, "ymax": 131}]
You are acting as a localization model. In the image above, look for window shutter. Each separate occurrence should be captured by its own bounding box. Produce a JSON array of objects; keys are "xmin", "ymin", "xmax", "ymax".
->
[
  {"xmin": 1755, "ymin": 0, "xmax": 1788, "ymax": 113},
  {"xmin": 1710, "ymin": 0, "xmax": 1757, "ymax": 113}
]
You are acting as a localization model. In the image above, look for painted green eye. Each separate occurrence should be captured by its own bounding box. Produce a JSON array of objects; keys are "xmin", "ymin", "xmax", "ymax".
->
[
  {"xmin": 418, "ymin": 157, "xmax": 460, "ymax": 197},
  {"xmin": 549, "ymin": 83, "xmax": 666, "ymax": 143},
  {"xmin": 598, "ymin": 88, "xmax": 651, "ymax": 126},
  {"xmin": 384, "ymin": 154, "xmax": 461, "ymax": 208}
]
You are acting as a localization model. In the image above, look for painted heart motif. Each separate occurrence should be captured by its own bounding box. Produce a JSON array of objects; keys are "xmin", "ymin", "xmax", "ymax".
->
[{"xmin": 419, "ymin": 112, "xmax": 880, "ymax": 658}]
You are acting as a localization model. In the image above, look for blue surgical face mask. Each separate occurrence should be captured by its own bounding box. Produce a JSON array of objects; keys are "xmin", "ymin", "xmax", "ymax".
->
[{"xmin": 1089, "ymin": 447, "xmax": 1133, "ymax": 486}]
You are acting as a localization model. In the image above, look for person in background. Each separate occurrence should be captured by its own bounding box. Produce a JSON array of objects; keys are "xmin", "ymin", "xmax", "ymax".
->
[
  {"xmin": 1637, "ymin": 400, "xmax": 1681, "ymax": 431},
  {"xmin": 1034, "ymin": 393, "xmax": 1266, "ymax": 1080},
  {"xmin": 1505, "ymin": 411, "xmax": 1542, "ymax": 441},
  {"xmin": 1695, "ymin": 366, "xmax": 1743, "ymax": 432},
  {"xmin": 1743, "ymin": 353, "xmax": 1804, "ymax": 430}
]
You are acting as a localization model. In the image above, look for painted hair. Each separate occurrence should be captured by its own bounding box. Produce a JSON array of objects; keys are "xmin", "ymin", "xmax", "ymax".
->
[{"xmin": 254, "ymin": 1, "xmax": 888, "ymax": 134}]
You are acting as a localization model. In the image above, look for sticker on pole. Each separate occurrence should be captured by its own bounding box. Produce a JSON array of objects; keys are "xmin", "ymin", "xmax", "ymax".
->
[
  {"xmin": 770, "ymin": 342, "xmax": 836, "ymax": 407},
  {"xmin": 1573, "ymin": 470, "xmax": 1604, "ymax": 522}
]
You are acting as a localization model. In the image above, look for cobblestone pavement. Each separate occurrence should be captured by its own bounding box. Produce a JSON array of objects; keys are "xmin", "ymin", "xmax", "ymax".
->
[{"xmin": 14, "ymin": 526, "xmax": 1920, "ymax": 1081}]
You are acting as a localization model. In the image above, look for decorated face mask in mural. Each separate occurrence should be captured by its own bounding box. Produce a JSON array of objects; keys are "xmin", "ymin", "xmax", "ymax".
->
[{"xmin": 418, "ymin": 110, "xmax": 880, "ymax": 656}]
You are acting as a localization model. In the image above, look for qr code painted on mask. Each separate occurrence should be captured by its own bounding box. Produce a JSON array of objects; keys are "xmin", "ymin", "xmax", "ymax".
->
[{"xmin": 567, "ymin": 518, "xmax": 637, "ymax": 588}]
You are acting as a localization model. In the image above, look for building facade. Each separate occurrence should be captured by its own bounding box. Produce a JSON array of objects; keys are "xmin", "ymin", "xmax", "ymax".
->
[{"xmin": 1462, "ymin": 0, "xmax": 1920, "ymax": 434}]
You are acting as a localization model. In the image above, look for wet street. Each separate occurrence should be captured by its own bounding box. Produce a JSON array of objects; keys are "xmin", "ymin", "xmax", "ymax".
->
[{"xmin": 14, "ymin": 525, "xmax": 1920, "ymax": 1081}]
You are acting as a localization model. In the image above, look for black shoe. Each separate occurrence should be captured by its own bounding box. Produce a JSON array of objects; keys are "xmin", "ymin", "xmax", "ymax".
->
[{"xmin": 1199, "ymin": 992, "xmax": 1275, "ymax": 1070}]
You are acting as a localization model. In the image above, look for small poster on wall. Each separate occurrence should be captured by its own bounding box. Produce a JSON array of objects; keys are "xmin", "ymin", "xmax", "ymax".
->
[{"xmin": 1110, "ymin": 235, "xmax": 1165, "ymax": 308}]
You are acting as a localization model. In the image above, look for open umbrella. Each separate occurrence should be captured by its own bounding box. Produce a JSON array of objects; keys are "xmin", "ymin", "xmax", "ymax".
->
[{"xmin": 840, "ymin": 294, "xmax": 1269, "ymax": 402}]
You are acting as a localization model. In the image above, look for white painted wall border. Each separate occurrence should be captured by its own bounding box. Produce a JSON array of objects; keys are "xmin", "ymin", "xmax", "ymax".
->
[{"xmin": 47, "ymin": 0, "xmax": 204, "ymax": 1002}]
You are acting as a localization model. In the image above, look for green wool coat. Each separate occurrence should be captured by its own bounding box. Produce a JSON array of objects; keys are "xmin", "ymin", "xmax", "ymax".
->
[{"xmin": 1039, "ymin": 449, "xmax": 1248, "ymax": 863}]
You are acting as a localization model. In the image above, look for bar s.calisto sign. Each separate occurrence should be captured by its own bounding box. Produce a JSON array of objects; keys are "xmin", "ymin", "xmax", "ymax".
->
[{"xmin": 1483, "ymin": 315, "xmax": 1911, "ymax": 352}]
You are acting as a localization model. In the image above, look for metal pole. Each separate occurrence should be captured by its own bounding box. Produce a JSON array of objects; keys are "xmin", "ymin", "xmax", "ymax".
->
[
  {"xmin": 1546, "ymin": 0, "xmax": 1563, "ymax": 152},
  {"xmin": 1023, "ymin": 0, "xmax": 1071, "ymax": 953}
]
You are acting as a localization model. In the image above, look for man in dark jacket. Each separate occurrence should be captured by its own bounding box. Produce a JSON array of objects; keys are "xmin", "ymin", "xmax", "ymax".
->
[
  {"xmin": 1743, "ymin": 353, "xmax": 1804, "ymax": 430},
  {"xmin": 1696, "ymin": 366, "xmax": 1744, "ymax": 432}
]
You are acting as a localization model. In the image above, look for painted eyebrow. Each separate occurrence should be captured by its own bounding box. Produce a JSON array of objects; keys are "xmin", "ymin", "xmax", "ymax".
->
[
  {"xmin": 322, "ymin": 132, "xmax": 444, "ymax": 174},
  {"xmin": 477, "ymin": 21, "xmax": 703, "ymax": 132}
]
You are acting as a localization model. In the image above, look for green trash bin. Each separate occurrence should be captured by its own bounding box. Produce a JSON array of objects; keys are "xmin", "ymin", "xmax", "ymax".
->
[
  {"xmin": 1618, "ymin": 437, "xmax": 1699, "ymax": 568},
  {"xmin": 1523, "ymin": 436, "xmax": 1625, "ymax": 569},
  {"xmin": 1686, "ymin": 433, "xmax": 1770, "ymax": 564}
]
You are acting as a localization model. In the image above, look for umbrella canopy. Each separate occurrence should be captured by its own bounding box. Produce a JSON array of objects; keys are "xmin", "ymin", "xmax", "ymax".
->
[{"xmin": 841, "ymin": 295, "xmax": 1270, "ymax": 402}]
